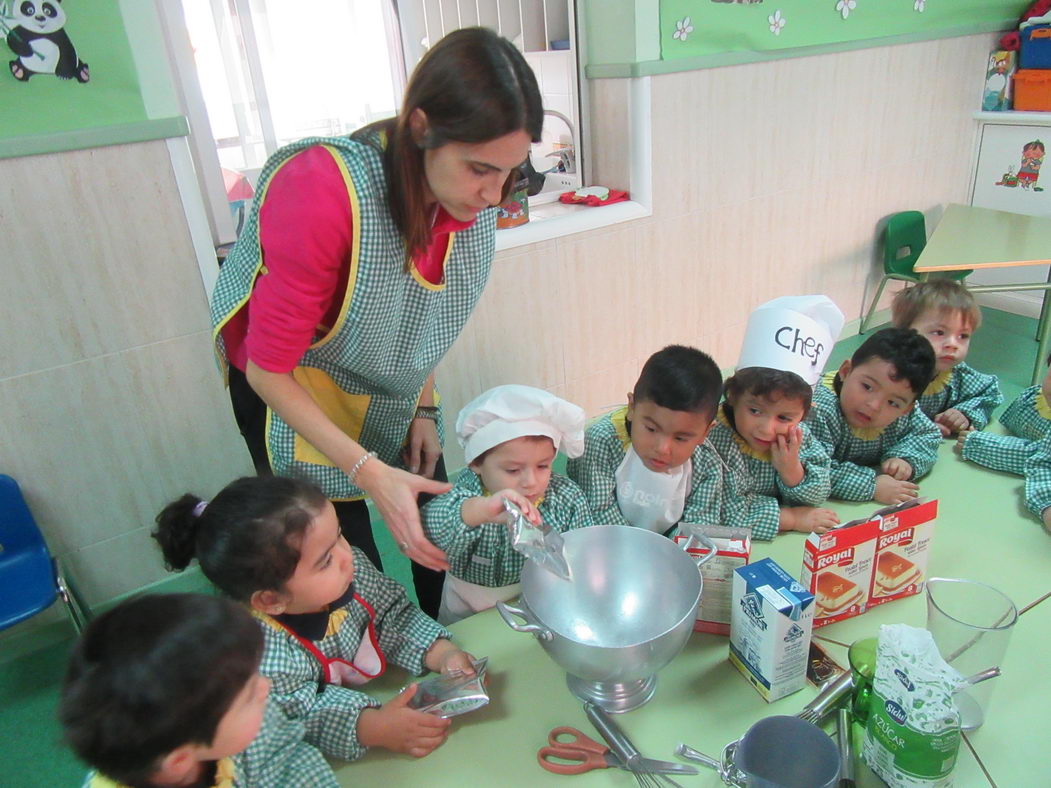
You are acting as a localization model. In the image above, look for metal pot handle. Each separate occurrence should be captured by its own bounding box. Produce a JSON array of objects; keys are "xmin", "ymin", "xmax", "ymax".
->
[
  {"xmin": 681, "ymin": 531, "xmax": 719, "ymax": 569},
  {"xmin": 496, "ymin": 600, "xmax": 553, "ymax": 641}
]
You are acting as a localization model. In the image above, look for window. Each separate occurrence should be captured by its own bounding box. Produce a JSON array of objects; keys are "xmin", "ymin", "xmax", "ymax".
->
[{"xmin": 168, "ymin": 0, "xmax": 584, "ymax": 246}]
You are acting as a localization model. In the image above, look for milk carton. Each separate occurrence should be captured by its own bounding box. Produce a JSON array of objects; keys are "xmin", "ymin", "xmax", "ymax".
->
[{"xmin": 729, "ymin": 558, "xmax": 815, "ymax": 702}]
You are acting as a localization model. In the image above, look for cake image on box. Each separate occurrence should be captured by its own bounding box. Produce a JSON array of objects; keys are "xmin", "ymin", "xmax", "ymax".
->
[
  {"xmin": 872, "ymin": 549, "xmax": 922, "ymax": 599},
  {"xmin": 815, "ymin": 571, "xmax": 865, "ymax": 617}
]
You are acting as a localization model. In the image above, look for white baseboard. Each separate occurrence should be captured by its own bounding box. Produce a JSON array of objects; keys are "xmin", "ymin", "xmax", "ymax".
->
[{"xmin": 974, "ymin": 292, "xmax": 1042, "ymax": 319}]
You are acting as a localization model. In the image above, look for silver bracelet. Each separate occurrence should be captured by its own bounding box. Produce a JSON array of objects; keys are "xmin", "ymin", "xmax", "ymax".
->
[{"xmin": 348, "ymin": 451, "xmax": 377, "ymax": 485}]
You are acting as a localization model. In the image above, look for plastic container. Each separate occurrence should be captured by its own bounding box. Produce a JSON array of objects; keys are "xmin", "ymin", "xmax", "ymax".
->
[
  {"xmin": 1020, "ymin": 25, "xmax": 1051, "ymax": 69},
  {"xmin": 1013, "ymin": 69, "xmax": 1051, "ymax": 111}
]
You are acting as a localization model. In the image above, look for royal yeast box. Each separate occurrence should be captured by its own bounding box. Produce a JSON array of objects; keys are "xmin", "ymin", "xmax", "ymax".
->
[
  {"xmin": 800, "ymin": 498, "xmax": 938, "ymax": 627},
  {"xmin": 729, "ymin": 558, "xmax": 815, "ymax": 702},
  {"xmin": 674, "ymin": 526, "xmax": 751, "ymax": 635}
]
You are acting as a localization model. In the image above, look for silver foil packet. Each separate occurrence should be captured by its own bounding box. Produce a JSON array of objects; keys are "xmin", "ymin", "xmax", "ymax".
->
[
  {"xmin": 504, "ymin": 497, "xmax": 572, "ymax": 581},
  {"xmin": 408, "ymin": 657, "xmax": 490, "ymax": 718}
]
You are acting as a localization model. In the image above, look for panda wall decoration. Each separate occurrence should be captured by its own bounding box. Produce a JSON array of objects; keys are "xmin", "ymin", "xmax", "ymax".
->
[{"xmin": 1, "ymin": 0, "xmax": 89, "ymax": 83}]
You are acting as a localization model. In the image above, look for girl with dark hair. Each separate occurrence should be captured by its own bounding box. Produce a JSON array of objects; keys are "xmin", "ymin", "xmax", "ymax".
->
[
  {"xmin": 210, "ymin": 27, "xmax": 544, "ymax": 617},
  {"xmin": 152, "ymin": 476, "xmax": 476, "ymax": 763}
]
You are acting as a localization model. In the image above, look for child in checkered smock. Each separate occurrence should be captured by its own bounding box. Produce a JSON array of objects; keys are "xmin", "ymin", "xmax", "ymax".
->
[
  {"xmin": 567, "ymin": 345, "xmax": 727, "ymax": 535},
  {"xmin": 61, "ymin": 594, "xmax": 337, "ymax": 788},
  {"xmin": 891, "ymin": 281, "xmax": 1002, "ymax": 436},
  {"xmin": 958, "ymin": 358, "xmax": 1051, "ymax": 475},
  {"xmin": 709, "ymin": 295, "xmax": 844, "ymax": 540},
  {"xmin": 807, "ymin": 328, "xmax": 940, "ymax": 505},
  {"xmin": 1024, "ymin": 433, "xmax": 1051, "ymax": 532},
  {"xmin": 153, "ymin": 477, "xmax": 476, "ymax": 764},
  {"xmin": 422, "ymin": 385, "xmax": 594, "ymax": 624}
]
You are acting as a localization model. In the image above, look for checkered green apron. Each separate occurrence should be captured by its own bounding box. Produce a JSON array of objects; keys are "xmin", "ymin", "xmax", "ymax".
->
[{"xmin": 211, "ymin": 133, "xmax": 495, "ymax": 499}]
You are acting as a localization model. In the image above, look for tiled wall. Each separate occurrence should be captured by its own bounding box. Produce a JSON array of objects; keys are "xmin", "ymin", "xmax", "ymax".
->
[
  {"xmin": 0, "ymin": 140, "xmax": 253, "ymax": 638},
  {"xmin": 1, "ymin": 33, "xmax": 992, "ymax": 638}
]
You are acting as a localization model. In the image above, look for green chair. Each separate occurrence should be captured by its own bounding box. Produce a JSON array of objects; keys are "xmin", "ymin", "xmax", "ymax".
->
[{"xmin": 859, "ymin": 210, "xmax": 972, "ymax": 334}]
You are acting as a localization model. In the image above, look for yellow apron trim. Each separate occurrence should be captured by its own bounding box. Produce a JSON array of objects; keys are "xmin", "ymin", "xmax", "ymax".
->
[
  {"xmin": 820, "ymin": 371, "xmax": 838, "ymax": 391},
  {"xmin": 326, "ymin": 607, "xmax": 349, "ymax": 638},
  {"xmin": 407, "ymin": 232, "xmax": 454, "ymax": 292},
  {"xmin": 287, "ymin": 367, "xmax": 371, "ymax": 468},
  {"xmin": 923, "ymin": 369, "xmax": 953, "ymax": 397},
  {"xmin": 610, "ymin": 406, "xmax": 632, "ymax": 450},
  {"xmin": 717, "ymin": 409, "xmax": 771, "ymax": 462},
  {"xmin": 87, "ymin": 759, "xmax": 235, "ymax": 788},
  {"xmin": 210, "ymin": 154, "xmax": 303, "ymax": 381},
  {"xmin": 1037, "ymin": 390, "xmax": 1051, "ymax": 421},
  {"xmin": 310, "ymin": 145, "xmax": 361, "ymax": 352}
]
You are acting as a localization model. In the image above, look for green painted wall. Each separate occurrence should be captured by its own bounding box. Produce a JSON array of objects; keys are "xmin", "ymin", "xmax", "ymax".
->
[{"xmin": 584, "ymin": 0, "xmax": 1028, "ymax": 77}]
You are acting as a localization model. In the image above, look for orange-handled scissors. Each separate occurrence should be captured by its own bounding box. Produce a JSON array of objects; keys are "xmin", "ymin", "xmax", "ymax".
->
[{"xmin": 537, "ymin": 726, "xmax": 621, "ymax": 775}]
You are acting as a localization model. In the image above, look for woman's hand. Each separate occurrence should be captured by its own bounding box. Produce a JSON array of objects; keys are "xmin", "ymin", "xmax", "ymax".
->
[
  {"xmin": 357, "ymin": 457, "xmax": 452, "ymax": 571},
  {"xmin": 404, "ymin": 417, "xmax": 442, "ymax": 478}
]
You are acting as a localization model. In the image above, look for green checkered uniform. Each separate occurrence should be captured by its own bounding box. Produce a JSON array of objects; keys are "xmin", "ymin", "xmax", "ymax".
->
[
  {"xmin": 706, "ymin": 408, "xmax": 832, "ymax": 541},
  {"xmin": 806, "ymin": 375, "xmax": 941, "ymax": 501},
  {"xmin": 961, "ymin": 385, "xmax": 1051, "ymax": 475},
  {"xmin": 83, "ymin": 700, "xmax": 337, "ymax": 787},
  {"xmin": 422, "ymin": 470, "xmax": 594, "ymax": 586},
  {"xmin": 1024, "ymin": 433, "xmax": 1051, "ymax": 518},
  {"xmin": 566, "ymin": 407, "xmax": 727, "ymax": 530},
  {"xmin": 256, "ymin": 548, "xmax": 450, "ymax": 761},
  {"xmin": 210, "ymin": 132, "xmax": 495, "ymax": 499},
  {"xmin": 916, "ymin": 363, "xmax": 1002, "ymax": 430}
]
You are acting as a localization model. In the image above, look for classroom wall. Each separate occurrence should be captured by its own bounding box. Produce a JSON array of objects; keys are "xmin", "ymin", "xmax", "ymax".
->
[{"xmin": 0, "ymin": 29, "xmax": 993, "ymax": 644}]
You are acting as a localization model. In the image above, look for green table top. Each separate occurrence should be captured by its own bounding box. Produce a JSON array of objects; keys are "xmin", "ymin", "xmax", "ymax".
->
[
  {"xmin": 915, "ymin": 203, "xmax": 1051, "ymax": 272},
  {"xmin": 334, "ymin": 436, "xmax": 1051, "ymax": 786}
]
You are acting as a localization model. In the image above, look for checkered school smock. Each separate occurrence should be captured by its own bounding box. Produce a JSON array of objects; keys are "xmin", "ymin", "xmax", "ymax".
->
[
  {"xmin": 916, "ymin": 363, "xmax": 1002, "ymax": 430},
  {"xmin": 961, "ymin": 385, "xmax": 1051, "ymax": 475},
  {"xmin": 706, "ymin": 409, "xmax": 832, "ymax": 541},
  {"xmin": 421, "ymin": 470, "xmax": 594, "ymax": 586},
  {"xmin": 83, "ymin": 700, "xmax": 337, "ymax": 787},
  {"xmin": 1024, "ymin": 433, "xmax": 1051, "ymax": 518},
  {"xmin": 210, "ymin": 132, "xmax": 495, "ymax": 500},
  {"xmin": 255, "ymin": 547, "xmax": 449, "ymax": 761},
  {"xmin": 565, "ymin": 407, "xmax": 727, "ymax": 530},
  {"xmin": 806, "ymin": 374, "xmax": 941, "ymax": 502}
]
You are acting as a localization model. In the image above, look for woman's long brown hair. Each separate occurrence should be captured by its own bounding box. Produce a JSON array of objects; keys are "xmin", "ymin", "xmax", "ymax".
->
[{"xmin": 357, "ymin": 27, "xmax": 543, "ymax": 258}]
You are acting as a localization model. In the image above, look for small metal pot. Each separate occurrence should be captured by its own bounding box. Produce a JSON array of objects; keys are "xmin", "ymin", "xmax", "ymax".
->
[{"xmin": 497, "ymin": 525, "xmax": 714, "ymax": 711}]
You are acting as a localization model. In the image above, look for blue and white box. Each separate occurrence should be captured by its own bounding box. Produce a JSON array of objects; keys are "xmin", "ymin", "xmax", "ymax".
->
[{"xmin": 729, "ymin": 557, "xmax": 816, "ymax": 702}]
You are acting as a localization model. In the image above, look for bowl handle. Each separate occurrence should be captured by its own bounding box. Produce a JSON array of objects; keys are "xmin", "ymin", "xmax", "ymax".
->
[
  {"xmin": 681, "ymin": 531, "xmax": 719, "ymax": 569},
  {"xmin": 496, "ymin": 600, "xmax": 553, "ymax": 641}
]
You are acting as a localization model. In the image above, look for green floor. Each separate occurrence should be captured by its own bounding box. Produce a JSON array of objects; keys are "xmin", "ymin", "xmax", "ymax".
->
[{"xmin": 0, "ymin": 307, "xmax": 1038, "ymax": 787}]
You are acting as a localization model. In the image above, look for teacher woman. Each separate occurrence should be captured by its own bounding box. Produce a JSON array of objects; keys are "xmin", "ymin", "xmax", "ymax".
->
[{"xmin": 209, "ymin": 28, "xmax": 543, "ymax": 617}]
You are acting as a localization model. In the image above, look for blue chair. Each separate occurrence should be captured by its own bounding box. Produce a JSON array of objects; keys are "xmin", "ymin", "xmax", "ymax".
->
[{"xmin": 0, "ymin": 474, "xmax": 89, "ymax": 633}]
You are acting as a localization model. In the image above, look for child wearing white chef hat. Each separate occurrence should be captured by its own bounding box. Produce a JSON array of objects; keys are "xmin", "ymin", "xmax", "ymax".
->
[
  {"xmin": 709, "ymin": 296, "xmax": 843, "ymax": 540},
  {"xmin": 421, "ymin": 385, "xmax": 594, "ymax": 624},
  {"xmin": 567, "ymin": 345, "xmax": 727, "ymax": 535}
]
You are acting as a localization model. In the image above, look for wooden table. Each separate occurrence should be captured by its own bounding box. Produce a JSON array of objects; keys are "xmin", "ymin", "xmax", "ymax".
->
[
  {"xmin": 915, "ymin": 203, "xmax": 1051, "ymax": 383},
  {"xmin": 333, "ymin": 438, "xmax": 1051, "ymax": 786}
]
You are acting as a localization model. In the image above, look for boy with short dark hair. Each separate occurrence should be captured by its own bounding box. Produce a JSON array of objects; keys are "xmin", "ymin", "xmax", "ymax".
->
[
  {"xmin": 807, "ymin": 327, "xmax": 941, "ymax": 505},
  {"xmin": 891, "ymin": 280, "xmax": 1002, "ymax": 436},
  {"xmin": 567, "ymin": 345, "xmax": 727, "ymax": 533},
  {"xmin": 60, "ymin": 593, "xmax": 336, "ymax": 788}
]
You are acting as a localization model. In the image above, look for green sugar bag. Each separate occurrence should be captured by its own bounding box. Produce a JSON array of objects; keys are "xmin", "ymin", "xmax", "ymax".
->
[{"xmin": 862, "ymin": 624, "xmax": 963, "ymax": 787}]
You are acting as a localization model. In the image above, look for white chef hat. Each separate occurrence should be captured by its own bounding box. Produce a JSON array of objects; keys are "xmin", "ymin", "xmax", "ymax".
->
[
  {"xmin": 456, "ymin": 384, "xmax": 586, "ymax": 464},
  {"xmin": 736, "ymin": 296, "xmax": 846, "ymax": 386}
]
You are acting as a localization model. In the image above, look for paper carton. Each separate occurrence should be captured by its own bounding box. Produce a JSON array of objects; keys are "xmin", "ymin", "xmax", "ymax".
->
[
  {"xmin": 800, "ymin": 499, "xmax": 938, "ymax": 628},
  {"xmin": 674, "ymin": 526, "xmax": 751, "ymax": 635},
  {"xmin": 729, "ymin": 558, "xmax": 815, "ymax": 702}
]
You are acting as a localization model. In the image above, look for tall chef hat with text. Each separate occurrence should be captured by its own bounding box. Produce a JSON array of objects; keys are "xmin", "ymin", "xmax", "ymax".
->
[
  {"xmin": 736, "ymin": 296, "xmax": 846, "ymax": 386},
  {"xmin": 457, "ymin": 385, "xmax": 586, "ymax": 465}
]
